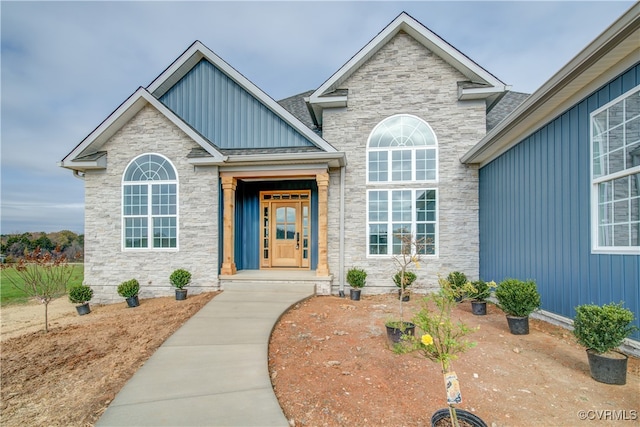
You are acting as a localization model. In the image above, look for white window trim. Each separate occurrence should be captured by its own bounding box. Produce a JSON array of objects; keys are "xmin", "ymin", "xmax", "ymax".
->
[
  {"xmin": 590, "ymin": 85, "xmax": 640, "ymax": 255},
  {"xmin": 366, "ymin": 188, "xmax": 439, "ymax": 259},
  {"xmin": 121, "ymin": 153, "xmax": 180, "ymax": 252},
  {"xmin": 366, "ymin": 114, "xmax": 439, "ymax": 185}
]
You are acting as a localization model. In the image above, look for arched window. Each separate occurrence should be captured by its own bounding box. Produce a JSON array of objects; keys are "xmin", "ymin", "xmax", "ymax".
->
[
  {"xmin": 122, "ymin": 154, "xmax": 178, "ymax": 249},
  {"xmin": 366, "ymin": 115, "xmax": 438, "ymax": 257},
  {"xmin": 368, "ymin": 114, "xmax": 437, "ymax": 183}
]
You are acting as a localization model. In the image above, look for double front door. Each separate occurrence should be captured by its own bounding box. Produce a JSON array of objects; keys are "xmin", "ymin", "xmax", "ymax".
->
[{"xmin": 260, "ymin": 191, "xmax": 310, "ymax": 269}]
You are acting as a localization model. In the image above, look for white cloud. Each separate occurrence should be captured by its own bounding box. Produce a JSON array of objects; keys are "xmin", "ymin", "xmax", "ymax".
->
[{"xmin": 1, "ymin": 0, "xmax": 634, "ymax": 233}]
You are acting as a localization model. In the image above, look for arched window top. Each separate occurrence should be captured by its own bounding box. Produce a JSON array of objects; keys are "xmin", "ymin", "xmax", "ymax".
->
[
  {"xmin": 368, "ymin": 115, "xmax": 436, "ymax": 148},
  {"xmin": 124, "ymin": 154, "xmax": 176, "ymax": 182}
]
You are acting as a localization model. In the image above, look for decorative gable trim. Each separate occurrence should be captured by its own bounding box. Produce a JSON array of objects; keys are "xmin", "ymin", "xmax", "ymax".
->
[
  {"xmin": 147, "ymin": 41, "xmax": 337, "ymax": 153},
  {"xmin": 307, "ymin": 12, "xmax": 509, "ymax": 126},
  {"xmin": 59, "ymin": 88, "xmax": 226, "ymax": 172}
]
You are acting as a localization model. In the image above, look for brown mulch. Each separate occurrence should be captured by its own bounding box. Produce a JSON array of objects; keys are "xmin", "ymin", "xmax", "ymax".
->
[
  {"xmin": 0, "ymin": 292, "xmax": 217, "ymax": 426},
  {"xmin": 269, "ymin": 294, "xmax": 640, "ymax": 427},
  {"xmin": 1, "ymin": 291, "xmax": 638, "ymax": 426}
]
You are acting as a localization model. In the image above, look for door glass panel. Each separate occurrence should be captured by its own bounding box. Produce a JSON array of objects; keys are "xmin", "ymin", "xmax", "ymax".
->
[{"xmin": 276, "ymin": 207, "xmax": 296, "ymax": 240}]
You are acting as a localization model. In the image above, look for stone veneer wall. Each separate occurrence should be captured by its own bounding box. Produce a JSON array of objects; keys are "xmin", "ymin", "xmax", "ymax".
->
[
  {"xmin": 323, "ymin": 32, "xmax": 485, "ymax": 295},
  {"xmin": 83, "ymin": 105, "xmax": 220, "ymax": 304}
]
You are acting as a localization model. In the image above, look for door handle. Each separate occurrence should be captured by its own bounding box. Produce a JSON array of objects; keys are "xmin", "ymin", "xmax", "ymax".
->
[{"xmin": 296, "ymin": 232, "xmax": 300, "ymax": 249}]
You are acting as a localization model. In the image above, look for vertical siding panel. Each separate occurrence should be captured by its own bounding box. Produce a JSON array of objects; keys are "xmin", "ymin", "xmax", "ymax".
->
[
  {"xmin": 479, "ymin": 63, "xmax": 640, "ymax": 339},
  {"xmin": 160, "ymin": 60, "xmax": 315, "ymax": 149}
]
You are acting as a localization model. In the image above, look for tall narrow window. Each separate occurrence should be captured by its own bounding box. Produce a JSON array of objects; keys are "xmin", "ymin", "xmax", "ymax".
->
[
  {"xmin": 122, "ymin": 154, "xmax": 178, "ymax": 250},
  {"xmin": 591, "ymin": 86, "xmax": 640, "ymax": 253},
  {"xmin": 367, "ymin": 115, "xmax": 438, "ymax": 256}
]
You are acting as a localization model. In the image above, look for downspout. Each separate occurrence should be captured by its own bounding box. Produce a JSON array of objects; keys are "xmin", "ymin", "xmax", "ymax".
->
[
  {"xmin": 73, "ymin": 170, "xmax": 85, "ymax": 180},
  {"xmin": 339, "ymin": 165, "xmax": 346, "ymax": 297}
]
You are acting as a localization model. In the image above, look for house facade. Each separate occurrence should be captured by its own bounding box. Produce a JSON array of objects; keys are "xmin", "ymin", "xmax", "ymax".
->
[
  {"xmin": 462, "ymin": 4, "xmax": 640, "ymax": 344},
  {"xmin": 61, "ymin": 13, "xmax": 511, "ymax": 303},
  {"xmin": 60, "ymin": 6, "xmax": 639, "ymax": 348}
]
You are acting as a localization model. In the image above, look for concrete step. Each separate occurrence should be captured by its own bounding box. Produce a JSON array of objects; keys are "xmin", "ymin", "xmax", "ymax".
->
[{"xmin": 222, "ymin": 281, "xmax": 316, "ymax": 294}]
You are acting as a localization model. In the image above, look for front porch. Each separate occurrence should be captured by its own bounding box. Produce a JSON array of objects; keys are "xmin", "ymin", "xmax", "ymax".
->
[{"xmin": 219, "ymin": 269, "xmax": 334, "ymax": 295}]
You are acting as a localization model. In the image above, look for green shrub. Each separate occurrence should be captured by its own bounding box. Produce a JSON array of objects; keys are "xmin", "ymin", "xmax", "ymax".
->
[
  {"xmin": 495, "ymin": 278, "xmax": 540, "ymax": 317},
  {"xmin": 573, "ymin": 302, "xmax": 638, "ymax": 354},
  {"xmin": 464, "ymin": 280, "xmax": 492, "ymax": 302},
  {"xmin": 68, "ymin": 284, "xmax": 93, "ymax": 305},
  {"xmin": 170, "ymin": 269, "xmax": 192, "ymax": 289},
  {"xmin": 346, "ymin": 267, "xmax": 367, "ymax": 289},
  {"xmin": 446, "ymin": 271, "xmax": 468, "ymax": 299},
  {"xmin": 393, "ymin": 271, "xmax": 417, "ymax": 288},
  {"xmin": 117, "ymin": 279, "xmax": 140, "ymax": 298},
  {"xmin": 446, "ymin": 271, "xmax": 467, "ymax": 288}
]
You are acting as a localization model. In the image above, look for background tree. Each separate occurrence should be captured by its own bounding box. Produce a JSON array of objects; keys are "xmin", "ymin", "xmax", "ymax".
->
[{"xmin": 0, "ymin": 247, "xmax": 75, "ymax": 332}]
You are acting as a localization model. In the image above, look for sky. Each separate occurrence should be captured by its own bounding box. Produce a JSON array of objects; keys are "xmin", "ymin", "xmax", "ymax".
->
[{"xmin": 0, "ymin": 0, "xmax": 635, "ymax": 235}]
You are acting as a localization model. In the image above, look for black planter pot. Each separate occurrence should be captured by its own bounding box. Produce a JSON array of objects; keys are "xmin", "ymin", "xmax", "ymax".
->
[
  {"xmin": 471, "ymin": 301, "xmax": 487, "ymax": 315},
  {"xmin": 506, "ymin": 315, "xmax": 529, "ymax": 335},
  {"xmin": 126, "ymin": 295, "xmax": 140, "ymax": 308},
  {"xmin": 397, "ymin": 289, "xmax": 410, "ymax": 301},
  {"xmin": 586, "ymin": 349, "xmax": 628, "ymax": 385},
  {"xmin": 431, "ymin": 408, "xmax": 487, "ymax": 427},
  {"xmin": 385, "ymin": 322, "xmax": 415, "ymax": 343},
  {"xmin": 350, "ymin": 288, "xmax": 361, "ymax": 301},
  {"xmin": 175, "ymin": 289, "xmax": 188, "ymax": 300},
  {"xmin": 75, "ymin": 303, "xmax": 91, "ymax": 316}
]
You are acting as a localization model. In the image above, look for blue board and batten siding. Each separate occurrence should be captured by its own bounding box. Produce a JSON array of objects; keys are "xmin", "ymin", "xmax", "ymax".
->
[
  {"xmin": 160, "ymin": 59, "xmax": 314, "ymax": 149},
  {"xmin": 479, "ymin": 64, "xmax": 640, "ymax": 339}
]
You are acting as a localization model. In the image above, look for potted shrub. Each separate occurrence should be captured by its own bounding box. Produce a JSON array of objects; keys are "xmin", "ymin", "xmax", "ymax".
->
[
  {"xmin": 385, "ymin": 233, "xmax": 425, "ymax": 344},
  {"xmin": 494, "ymin": 278, "xmax": 541, "ymax": 335},
  {"xmin": 573, "ymin": 302, "xmax": 638, "ymax": 385},
  {"xmin": 393, "ymin": 270, "xmax": 417, "ymax": 301},
  {"xmin": 413, "ymin": 277, "xmax": 486, "ymax": 427},
  {"xmin": 170, "ymin": 268, "xmax": 192, "ymax": 300},
  {"xmin": 446, "ymin": 271, "xmax": 467, "ymax": 302},
  {"xmin": 68, "ymin": 284, "xmax": 94, "ymax": 316},
  {"xmin": 346, "ymin": 267, "xmax": 366, "ymax": 301},
  {"xmin": 117, "ymin": 279, "xmax": 140, "ymax": 308},
  {"xmin": 385, "ymin": 268, "xmax": 418, "ymax": 343},
  {"xmin": 463, "ymin": 280, "xmax": 495, "ymax": 315}
]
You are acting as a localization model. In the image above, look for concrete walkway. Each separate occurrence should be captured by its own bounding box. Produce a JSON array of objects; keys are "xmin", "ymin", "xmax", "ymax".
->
[{"xmin": 97, "ymin": 283, "xmax": 315, "ymax": 426}]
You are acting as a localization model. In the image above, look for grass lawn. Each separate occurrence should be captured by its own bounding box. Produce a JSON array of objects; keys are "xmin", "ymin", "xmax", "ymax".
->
[{"xmin": 0, "ymin": 263, "xmax": 84, "ymax": 306}]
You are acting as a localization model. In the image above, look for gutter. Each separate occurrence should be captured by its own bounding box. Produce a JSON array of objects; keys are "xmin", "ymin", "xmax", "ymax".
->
[
  {"xmin": 339, "ymin": 166, "xmax": 346, "ymax": 297},
  {"xmin": 461, "ymin": 3, "xmax": 640, "ymax": 165}
]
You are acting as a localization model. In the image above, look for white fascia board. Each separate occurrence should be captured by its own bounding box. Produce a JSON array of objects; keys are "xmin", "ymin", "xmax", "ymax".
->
[
  {"xmin": 192, "ymin": 151, "xmax": 346, "ymax": 168},
  {"xmin": 309, "ymin": 95, "xmax": 348, "ymax": 108},
  {"xmin": 61, "ymin": 88, "xmax": 149, "ymax": 165},
  {"xmin": 310, "ymin": 12, "xmax": 506, "ymax": 103},
  {"xmin": 61, "ymin": 87, "xmax": 225, "ymax": 166},
  {"xmin": 461, "ymin": 3, "xmax": 640, "ymax": 166},
  {"xmin": 58, "ymin": 155, "xmax": 107, "ymax": 171},
  {"xmin": 148, "ymin": 41, "xmax": 337, "ymax": 154},
  {"xmin": 459, "ymin": 85, "xmax": 511, "ymax": 100},
  {"xmin": 225, "ymin": 151, "xmax": 347, "ymax": 167}
]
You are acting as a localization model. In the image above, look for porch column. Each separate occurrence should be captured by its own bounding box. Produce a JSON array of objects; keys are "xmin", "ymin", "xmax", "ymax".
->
[
  {"xmin": 316, "ymin": 172, "xmax": 330, "ymax": 276},
  {"xmin": 221, "ymin": 176, "xmax": 237, "ymax": 275}
]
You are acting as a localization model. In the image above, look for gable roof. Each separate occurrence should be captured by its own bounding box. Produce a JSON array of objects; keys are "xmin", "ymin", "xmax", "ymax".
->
[
  {"xmin": 61, "ymin": 41, "xmax": 342, "ymax": 172},
  {"xmin": 306, "ymin": 12, "xmax": 510, "ymax": 127},
  {"xmin": 147, "ymin": 41, "xmax": 336, "ymax": 153},
  {"xmin": 462, "ymin": 2, "xmax": 640, "ymax": 166},
  {"xmin": 59, "ymin": 87, "xmax": 226, "ymax": 172}
]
